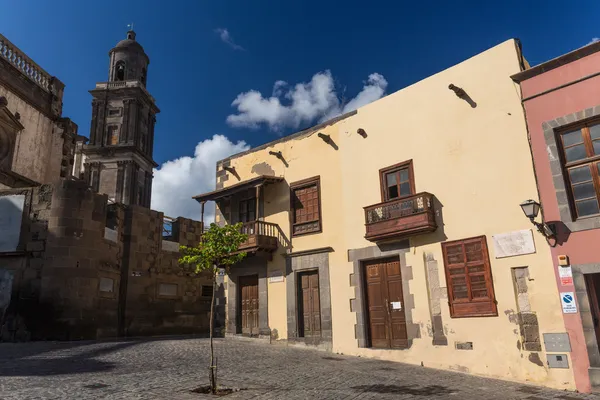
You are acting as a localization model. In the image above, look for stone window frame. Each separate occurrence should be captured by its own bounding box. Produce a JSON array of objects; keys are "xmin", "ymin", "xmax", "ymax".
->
[
  {"xmin": 348, "ymin": 241, "xmax": 420, "ymax": 349},
  {"xmin": 543, "ymin": 105, "xmax": 600, "ymax": 232}
]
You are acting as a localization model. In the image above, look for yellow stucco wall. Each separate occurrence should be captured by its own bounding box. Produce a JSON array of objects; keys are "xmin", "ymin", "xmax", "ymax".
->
[{"xmin": 215, "ymin": 39, "xmax": 573, "ymax": 389}]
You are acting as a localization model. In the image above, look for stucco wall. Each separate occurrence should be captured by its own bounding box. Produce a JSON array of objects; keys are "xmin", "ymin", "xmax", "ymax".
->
[
  {"xmin": 215, "ymin": 39, "xmax": 573, "ymax": 389},
  {"xmin": 517, "ymin": 47, "xmax": 600, "ymax": 393}
]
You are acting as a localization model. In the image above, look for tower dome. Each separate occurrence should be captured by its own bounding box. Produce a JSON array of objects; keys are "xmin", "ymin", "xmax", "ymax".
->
[{"xmin": 108, "ymin": 30, "xmax": 149, "ymax": 86}]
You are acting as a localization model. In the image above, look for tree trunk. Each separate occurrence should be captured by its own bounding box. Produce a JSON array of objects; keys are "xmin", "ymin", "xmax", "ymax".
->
[{"xmin": 209, "ymin": 270, "xmax": 217, "ymax": 394}]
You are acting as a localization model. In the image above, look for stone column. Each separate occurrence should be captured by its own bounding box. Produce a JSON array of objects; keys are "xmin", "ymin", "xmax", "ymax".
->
[{"xmin": 122, "ymin": 162, "xmax": 133, "ymax": 205}]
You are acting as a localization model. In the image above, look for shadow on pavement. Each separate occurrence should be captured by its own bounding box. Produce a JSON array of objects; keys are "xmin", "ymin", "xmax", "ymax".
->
[
  {"xmin": 351, "ymin": 384, "xmax": 456, "ymax": 396},
  {"xmin": 0, "ymin": 340, "xmax": 141, "ymax": 376}
]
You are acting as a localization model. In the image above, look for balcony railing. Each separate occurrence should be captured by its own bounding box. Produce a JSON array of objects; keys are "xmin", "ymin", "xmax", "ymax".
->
[
  {"xmin": 364, "ymin": 192, "xmax": 437, "ymax": 242},
  {"xmin": 236, "ymin": 221, "xmax": 279, "ymax": 253},
  {"xmin": 0, "ymin": 34, "xmax": 51, "ymax": 92}
]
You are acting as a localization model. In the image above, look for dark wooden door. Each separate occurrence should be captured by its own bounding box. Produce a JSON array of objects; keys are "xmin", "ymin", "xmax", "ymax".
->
[
  {"xmin": 299, "ymin": 271, "xmax": 321, "ymax": 338},
  {"xmin": 586, "ymin": 273, "xmax": 600, "ymax": 347},
  {"xmin": 364, "ymin": 258, "xmax": 408, "ymax": 349},
  {"xmin": 239, "ymin": 275, "xmax": 259, "ymax": 335}
]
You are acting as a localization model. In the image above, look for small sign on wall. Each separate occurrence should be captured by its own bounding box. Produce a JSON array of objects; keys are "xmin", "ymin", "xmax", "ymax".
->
[
  {"xmin": 492, "ymin": 229, "xmax": 536, "ymax": 258},
  {"xmin": 559, "ymin": 265, "xmax": 573, "ymax": 286},
  {"xmin": 268, "ymin": 270, "xmax": 284, "ymax": 283},
  {"xmin": 560, "ymin": 292, "xmax": 577, "ymax": 314}
]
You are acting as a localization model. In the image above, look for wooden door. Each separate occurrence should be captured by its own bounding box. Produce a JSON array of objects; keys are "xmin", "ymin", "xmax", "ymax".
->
[
  {"xmin": 364, "ymin": 258, "xmax": 408, "ymax": 349},
  {"xmin": 239, "ymin": 275, "xmax": 259, "ymax": 335},
  {"xmin": 586, "ymin": 273, "xmax": 600, "ymax": 347},
  {"xmin": 299, "ymin": 271, "xmax": 321, "ymax": 338}
]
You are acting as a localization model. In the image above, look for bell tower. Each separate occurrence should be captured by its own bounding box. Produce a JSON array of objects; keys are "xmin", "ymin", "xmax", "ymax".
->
[{"xmin": 81, "ymin": 30, "xmax": 159, "ymax": 207}]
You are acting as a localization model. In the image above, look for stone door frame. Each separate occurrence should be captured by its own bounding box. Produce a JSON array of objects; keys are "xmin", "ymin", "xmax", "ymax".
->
[{"xmin": 286, "ymin": 247, "xmax": 333, "ymax": 350}]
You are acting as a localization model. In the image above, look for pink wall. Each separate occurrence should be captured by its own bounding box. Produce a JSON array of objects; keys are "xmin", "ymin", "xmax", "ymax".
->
[{"xmin": 521, "ymin": 56, "xmax": 600, "ymax": 393}]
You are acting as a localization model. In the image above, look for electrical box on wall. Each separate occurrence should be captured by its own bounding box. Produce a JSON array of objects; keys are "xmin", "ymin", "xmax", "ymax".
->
[
  {"xmin": 558, "ymin": 255, "xmax": 569, "ymax": 266},
  {"xmin": 547, "ymin": 354, "xmax": 569, "ymax": 369}
]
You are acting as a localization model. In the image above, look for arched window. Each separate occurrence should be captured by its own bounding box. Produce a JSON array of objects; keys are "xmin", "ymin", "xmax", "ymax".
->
[
  {"xmin": 141, "ymin": 68, "xmax": 147, "ymax": 85},
  {"xmin": 114, "ymin": 61, "xmax": 126, "ymax": 81}
]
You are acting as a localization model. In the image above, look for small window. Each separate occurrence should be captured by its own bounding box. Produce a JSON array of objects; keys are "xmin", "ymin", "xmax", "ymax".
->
[
  {"xmin": 114, "ymin": 61, "xmax": 126, "ymax": 81},
  {"xmin": 290, "ymin": 176, "xmax": 321, "ymax": 236},
  {"xmin": 379, "ymin": 160, "xmax": 415, "ymax": 201},
  {"xmin": 99, "ymin": 277, "xmax": 114, "ymax": 293},
  {"xmin": 201, "ymin": 285, "xmax": 213, "ymax": 297},
  {"xmin": 239, "ymin": 197, "xmax": 257, "ymax": 223},
  {"xmin": 558, "ymin": 121, "xmax": 600, "ymax": 219},
  {"xmin": 107, "ymin": 126, "xmax": 119, "ymax": 145},
  {"xmin": 441, "ymin": 236, "xmax": 497, "ymax": 318},
  {"xmin": 158, "ymin": 283, "xmax": 177, "ymax": 297},
  {"xmin": 108, "ymin": 108, "xmax": 121, "ymax": 117}
]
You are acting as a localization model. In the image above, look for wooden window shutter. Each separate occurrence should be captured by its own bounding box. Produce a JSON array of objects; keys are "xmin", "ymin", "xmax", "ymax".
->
[{"xmin": 441, "ymin": 236, "xmax": 497, "ymax": 318}]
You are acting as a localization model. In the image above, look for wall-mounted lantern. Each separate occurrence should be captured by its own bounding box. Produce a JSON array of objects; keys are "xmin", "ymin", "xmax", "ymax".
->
[{"xmin": 519, "ymin": 199, "xmax": 556, "ymax": 238}]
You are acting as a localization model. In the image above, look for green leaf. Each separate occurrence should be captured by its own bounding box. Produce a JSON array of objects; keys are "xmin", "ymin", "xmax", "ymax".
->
[{"xmin": 178, "ymin": 223, "xmax": 248, "ymax": 272}]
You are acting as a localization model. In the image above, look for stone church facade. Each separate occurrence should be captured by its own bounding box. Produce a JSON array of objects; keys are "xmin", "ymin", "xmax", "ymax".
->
[{"xmin": 0, "ymin": 31, "xmax": 210, "ymax": 341}]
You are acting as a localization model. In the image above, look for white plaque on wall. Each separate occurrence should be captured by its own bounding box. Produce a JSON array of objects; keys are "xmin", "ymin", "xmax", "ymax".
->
[
  {"xmin": 492, "ymin": 229, "xmax": 536, "ymax": 259},
  {"xmin": 0, "ymin": 194, "xmax": 25, "ymax": 252},
  {"xmin": 268, "ymin": 270, "xmax": 284, "ymax": 283}
]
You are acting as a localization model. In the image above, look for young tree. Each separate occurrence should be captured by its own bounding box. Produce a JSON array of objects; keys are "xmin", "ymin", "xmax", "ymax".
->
[{"xmin": 179, "ymin": 222, "xmax": 248, "ymax": 394}]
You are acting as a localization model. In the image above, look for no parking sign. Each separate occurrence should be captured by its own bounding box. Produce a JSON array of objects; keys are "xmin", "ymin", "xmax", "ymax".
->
[{"xmin": 560, "ymin": 292, "xmax": 577, "ymax": 314}]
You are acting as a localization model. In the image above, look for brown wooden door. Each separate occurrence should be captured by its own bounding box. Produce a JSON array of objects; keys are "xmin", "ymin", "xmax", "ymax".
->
[
  {"xmin": 239, "ymin": 275, "xmax": 259, "ymax": 335},
  {"xmin": 364, "ymin": 258, "xmax": 408, "ymax": 349},
  {"xmin": 299, "ymin": 271, "xmax": 321, "ymax": 338},
  {"xmin": 586, "ymin": 273, "xmax": 600, "ymax": 347}
]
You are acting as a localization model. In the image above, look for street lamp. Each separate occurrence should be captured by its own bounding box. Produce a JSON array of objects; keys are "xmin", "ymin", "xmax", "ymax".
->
[{"xmin": 519, "ymin": 199, "xmax": 555, "ymax": 238}]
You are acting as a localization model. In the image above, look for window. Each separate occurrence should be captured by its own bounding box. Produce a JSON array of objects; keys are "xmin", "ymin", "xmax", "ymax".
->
[
  {"xmin": 107, "ymin": 126, "xmax": 119, "ymax": 145},
  {"xmin": 114, "ymin": 61, "xmax": 125, "ymax": 81},
  {"xmin": 158, "ymin": 283, "xmax": 177, "ymax": 297},
  {"xmin": 290, "ymin": 176, "xmax": 321, "ymax": 236},
  {"xmin": 559, "ymin": 121, "xmax": 600, "ymax": 218},
  {"xmin": 141, "ymin": 67, "xmax": 147, "ymax": 85},
  {"xmin": 239, "ymin": 197, "xmax": 256, "ymax": 223},
  {"xmin": 99, "ymin": 277, "xmax": 114, "ymax": 293},
  {"xmin": 201, "ymin": 285, "xmax": 213, "ymax": 297},
  {"xmin": 108, "ymin": 108, "xmax": 121, "ymax": 117},
  {"xmin": 379, "ymin": 160, "xmax": 415, "ymax": 201},
  {"xmin": 441, "ymin": 236, "xmax": 497, "ymax": 318}
]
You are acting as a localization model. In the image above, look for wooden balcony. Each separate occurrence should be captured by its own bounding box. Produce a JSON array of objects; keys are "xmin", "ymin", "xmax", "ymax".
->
[
  {"xmin": 236, "ymin": 221, "xmax": 279, "ymax": 253},
  {"xmin": 364, "ymin": 192, "xmax": 437, "ymax": 242}
]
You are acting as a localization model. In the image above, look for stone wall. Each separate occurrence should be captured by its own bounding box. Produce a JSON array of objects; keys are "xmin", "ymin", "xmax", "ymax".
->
[{"xmin": 0, "ymin": 180, "xmax": 208, "ymax": 341}]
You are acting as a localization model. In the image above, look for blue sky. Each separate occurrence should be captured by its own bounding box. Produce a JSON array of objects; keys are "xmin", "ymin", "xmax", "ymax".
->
[{"xmin": 2, "ymin": 0, "xmax": 599, "ymax": 219}]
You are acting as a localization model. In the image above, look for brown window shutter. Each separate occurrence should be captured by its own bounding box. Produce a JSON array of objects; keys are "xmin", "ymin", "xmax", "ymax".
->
[{"xmin": 441, "ymin": 236, "xmax": 497, "ymax": 318}]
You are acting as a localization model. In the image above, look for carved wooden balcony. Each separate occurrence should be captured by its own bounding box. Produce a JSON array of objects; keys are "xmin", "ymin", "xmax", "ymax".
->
[
  {"xmin": 364, "ymin": 192, "xmax": 437, "ymax": 242},
  {"xmin": 236, "ymin": 221, "xmax": 279, "ymax": 254}
]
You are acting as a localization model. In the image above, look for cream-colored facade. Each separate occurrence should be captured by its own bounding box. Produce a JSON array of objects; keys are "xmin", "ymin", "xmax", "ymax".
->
[{"xmin": 201, "ymin": 39, "xmax": 575, "ymax": 389}]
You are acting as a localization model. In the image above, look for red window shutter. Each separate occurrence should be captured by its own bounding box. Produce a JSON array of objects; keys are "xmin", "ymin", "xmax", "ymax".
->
[{"xmin": 441, "ymin": 236, "xmax": 497, "ymax": 318}]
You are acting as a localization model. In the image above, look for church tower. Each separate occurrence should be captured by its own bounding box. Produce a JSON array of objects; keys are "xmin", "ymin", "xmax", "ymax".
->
[{"xmin": 81, "ymin": 30, "xmax": 159, "ymax": 207}]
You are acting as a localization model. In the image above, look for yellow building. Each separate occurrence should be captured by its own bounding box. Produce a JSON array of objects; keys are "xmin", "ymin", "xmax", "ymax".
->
[{"xmin": 193, "ymin": 39, "xmax": 574, "ymax": 389}]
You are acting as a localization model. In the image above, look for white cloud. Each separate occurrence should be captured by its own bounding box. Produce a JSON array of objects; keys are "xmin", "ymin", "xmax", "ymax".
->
[
  {"xmin": 588, "ymin": 37, "xmax": 600, "ymax": 45},
  {"xmin": 226, "ymin": 70, "xmax": 388, "ymax": 132},
  {"xmin": 215, "ymin": 28, "xmax": 245, "ymax": 51},
  {"xmin": 151, "ymin": 135, "xmax": 250, "ymax": 223}
]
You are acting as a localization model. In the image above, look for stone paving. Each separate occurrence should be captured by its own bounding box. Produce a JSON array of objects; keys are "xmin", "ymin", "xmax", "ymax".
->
[{"xmin": 0, "ymin": 337, "xmax": 598, "ymax": 400}]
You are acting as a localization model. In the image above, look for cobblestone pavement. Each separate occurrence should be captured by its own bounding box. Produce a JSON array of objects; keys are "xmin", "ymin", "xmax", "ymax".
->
[{"xmin": 0, "ymin": 337, "xmax": 598, "ymax": 400}]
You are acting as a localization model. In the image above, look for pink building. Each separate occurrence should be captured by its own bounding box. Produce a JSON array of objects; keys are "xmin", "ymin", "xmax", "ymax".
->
[{"xmin": 513, "ymin": 41, "xmax": 600, "ymax": 393}]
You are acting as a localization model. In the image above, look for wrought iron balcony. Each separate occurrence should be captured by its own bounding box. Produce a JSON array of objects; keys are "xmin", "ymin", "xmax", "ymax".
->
[
  {"xmin": 236, "ymin": 221, "xmax": 280, "ymax": 253},
  {"xmin": 364, "ymin": 192, "xmax": 437, "ymax": 242}
]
